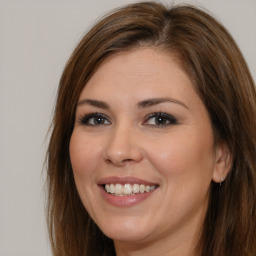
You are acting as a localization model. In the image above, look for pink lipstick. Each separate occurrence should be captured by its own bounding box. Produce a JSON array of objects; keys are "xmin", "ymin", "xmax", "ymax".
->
[{"xmin": 98, "ymin": 176, "xmax": 158, "ymax": 207}]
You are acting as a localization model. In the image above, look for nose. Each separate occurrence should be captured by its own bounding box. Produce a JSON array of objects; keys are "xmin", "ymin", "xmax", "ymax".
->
[{"xmin": 103, "ymin": 124, "xmax": 143, "ymax": 167}]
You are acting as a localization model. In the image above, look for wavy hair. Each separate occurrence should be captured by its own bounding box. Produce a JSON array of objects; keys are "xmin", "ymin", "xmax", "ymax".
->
[{"xmin": 46, "ymin": 2, "xmax": 256, "ymax": 255}]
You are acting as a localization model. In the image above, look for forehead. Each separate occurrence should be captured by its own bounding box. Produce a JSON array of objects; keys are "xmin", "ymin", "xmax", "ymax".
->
[{"xmin": 79, "ymin": 48, "xmax": 196, "ymax": 101}]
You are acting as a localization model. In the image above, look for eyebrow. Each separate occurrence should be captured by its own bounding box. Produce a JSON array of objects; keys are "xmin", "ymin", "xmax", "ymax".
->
[
  {"xmin": 77, "ymin": 99, "xmax": 110, "ymax": 109},
  {"xmin": 138, "ymin": 98, "xmax": 189, "ymax": 110},
  {"xmin": 77, "ymin": 97, "xmax": 189, "ymax": 110}
]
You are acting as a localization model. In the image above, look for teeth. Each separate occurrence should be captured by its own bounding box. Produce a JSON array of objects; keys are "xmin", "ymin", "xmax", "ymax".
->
[
  {"xmin": 104, "ymin": 183, "xmax": 156, "ymax": 196},
  {"xmin": 139, "ymin": 184, "xmax": 145, "ymax": 193},
  {"xmin": 110, "ymin": 184, "xmax": 115, "ymax": 194},
  {"xmin": 115, "ymin": 184, "xmax": 122, "ymax": 195},
  {"xmin": 133, "ymin": 184, "xmax": 140, "ymax": 194},
  {"xmin": 123, "ymin": 184, "xmax": 133, "ymax": 195},
  {"xmin": 105, "ymin": 184, "xmax": 110, "ymax": 193}
]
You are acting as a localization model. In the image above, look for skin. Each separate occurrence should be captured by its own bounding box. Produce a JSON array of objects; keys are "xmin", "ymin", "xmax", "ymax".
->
[{"xmin": 69, "ymin": 48, "xmax": 230, "ymax": 256}]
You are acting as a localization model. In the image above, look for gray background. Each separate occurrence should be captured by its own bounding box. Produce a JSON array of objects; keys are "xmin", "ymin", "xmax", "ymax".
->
[{"xmin": 0, "ymin": 0, "xmax": 255, "ymax": 255}]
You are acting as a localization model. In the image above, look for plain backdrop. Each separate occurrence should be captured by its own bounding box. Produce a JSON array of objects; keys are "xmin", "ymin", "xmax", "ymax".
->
[{"xmin": 0, "ymin": 0, "xmax": 255, "ymax": 255}]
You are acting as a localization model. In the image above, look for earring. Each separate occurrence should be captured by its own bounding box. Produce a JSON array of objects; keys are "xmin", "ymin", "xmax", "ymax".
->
[{"xmin": 219, "ymin": 177, "xmax": 224, "ymax": 186}]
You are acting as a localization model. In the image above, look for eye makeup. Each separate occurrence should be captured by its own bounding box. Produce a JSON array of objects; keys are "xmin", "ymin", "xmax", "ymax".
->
[{"xmin": 78, "ymin": 112, "xmax": 111, "ymax": 126}]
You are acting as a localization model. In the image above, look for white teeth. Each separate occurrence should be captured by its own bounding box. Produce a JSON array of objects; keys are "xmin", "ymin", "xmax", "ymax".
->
[
  {"xmin": 104, "ymin": 183, "xmax": 157, "ymax": 196},
  {"xmin": 105, "ymin": 184, "xmax": 110, "ymax": 193},
  {"xmin": 110, "ymin": 184, "xmax": 115, "ymax": 194},
  {"xmin": 123, "ymin": 184, "xmax": 133, "ymax": 195},
  {"xmin": 139, "ymin": 184, "xmax": 145, "ymax": 193},
  {"xmin": 115, "ymin": 184, "xmax": 122, "ymax": 195},
  {"xmin": 133, "ymin": 184, "xmax": 140, "ymax": 194}
]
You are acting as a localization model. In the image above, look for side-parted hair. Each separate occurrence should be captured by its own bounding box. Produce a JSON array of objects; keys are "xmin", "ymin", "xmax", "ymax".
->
[{"xmin": 47, "ymin": 2, "xmax": 256, "ymax": 255}]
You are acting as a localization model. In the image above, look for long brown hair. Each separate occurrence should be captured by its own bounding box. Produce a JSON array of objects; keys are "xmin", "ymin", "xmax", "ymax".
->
[{"xmin": 46, "ymin": 2, "xmax": 256, "ymax": 255}]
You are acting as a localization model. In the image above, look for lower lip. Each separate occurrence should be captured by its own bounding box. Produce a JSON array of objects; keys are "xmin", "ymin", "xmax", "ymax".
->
[{"xmin": 99, "ymin": 186, "xmax": 156, "ymax": 207}]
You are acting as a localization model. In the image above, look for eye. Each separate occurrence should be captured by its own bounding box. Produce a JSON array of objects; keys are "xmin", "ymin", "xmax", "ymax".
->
[
  {"xmin": 144, "ymin": 112, "xmax": 177, "ymax": 127},
  {"xmin": 78, "ymin": 113, "xmax": 111, "ymax": 126}
]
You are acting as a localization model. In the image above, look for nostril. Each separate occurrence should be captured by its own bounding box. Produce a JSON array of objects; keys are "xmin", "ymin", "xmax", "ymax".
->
[
  {"xmin": 105, "ymin": 157, "xmax": 134, "ymax": 166},
  {"xmin": 105, "ymin": 158, "xmax": 133, "ymax": 163},
  {"xmin": 123, "ymin": 159, "xmax": 133, "ymax": 162}
]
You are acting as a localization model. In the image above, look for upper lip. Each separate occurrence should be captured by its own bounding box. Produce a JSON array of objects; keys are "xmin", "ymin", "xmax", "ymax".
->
[{"xmin": 97, "ymin": 176, "xmax": 158, "ymax": 186}]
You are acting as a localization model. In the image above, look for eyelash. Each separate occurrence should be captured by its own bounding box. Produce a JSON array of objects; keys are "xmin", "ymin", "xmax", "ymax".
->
[
  {"xmin": 78, "ymin": 112, "xmax": 111, "ymax": 126},
  {"xmin": 144, "ymin": 112, "xmax": 178, "ymax": 127},
  {"xmin": 78, "ymin": 112, "xmax": 178, "ymax": 127}
]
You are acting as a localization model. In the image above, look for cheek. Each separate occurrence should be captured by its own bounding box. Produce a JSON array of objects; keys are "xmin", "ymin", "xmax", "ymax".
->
[
  {"xmin": 146, "ymin": 131, "xmax": 215, "ymax": 218},
  {"xmin": 69, "ymin": 131, "xmax": 105, "ymax": 219},
  {"xmin": 146, "ymin": 130, "xmax": 215, "ymax": 181},
  {"xmin": 69, "ymin": 131, "xmax": 101, "ymax": 181}
]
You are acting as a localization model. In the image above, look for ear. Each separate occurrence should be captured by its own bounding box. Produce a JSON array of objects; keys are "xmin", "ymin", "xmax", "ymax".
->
[{"xmin": 212, "ymin": 142, "xmax": 232, "ymax": 184}]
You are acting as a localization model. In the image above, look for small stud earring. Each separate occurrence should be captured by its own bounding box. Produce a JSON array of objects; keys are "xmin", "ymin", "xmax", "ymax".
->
[{"xmin": 220, "ymin": 177, "xmax": 224, "ymax": 186}]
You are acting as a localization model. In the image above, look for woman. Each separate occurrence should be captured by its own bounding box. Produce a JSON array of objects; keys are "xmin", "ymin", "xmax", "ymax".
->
[{"xmin": 46, "ymin": 2, "xmax": 256, "ymax": 255}]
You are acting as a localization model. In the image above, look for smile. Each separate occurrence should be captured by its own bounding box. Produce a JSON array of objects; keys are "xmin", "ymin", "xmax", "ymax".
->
[
  {"xmin": 98, "ymin": 176, "xmax": 159, "ymax": 207},
  {"xmin": 104, "ymin": 183, "xmax": 157, "ymax": 196}
]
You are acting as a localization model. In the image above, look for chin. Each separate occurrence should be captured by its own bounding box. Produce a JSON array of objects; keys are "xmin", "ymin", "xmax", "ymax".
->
[{"xmin": 98, "ymin": 217, "xmax": 153, "ymax": 243}]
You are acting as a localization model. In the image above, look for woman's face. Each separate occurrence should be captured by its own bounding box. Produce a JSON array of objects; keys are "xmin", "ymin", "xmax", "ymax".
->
[{"xmin": 70, "ymin": 48, "xmax": 222, "ymax": 249}]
